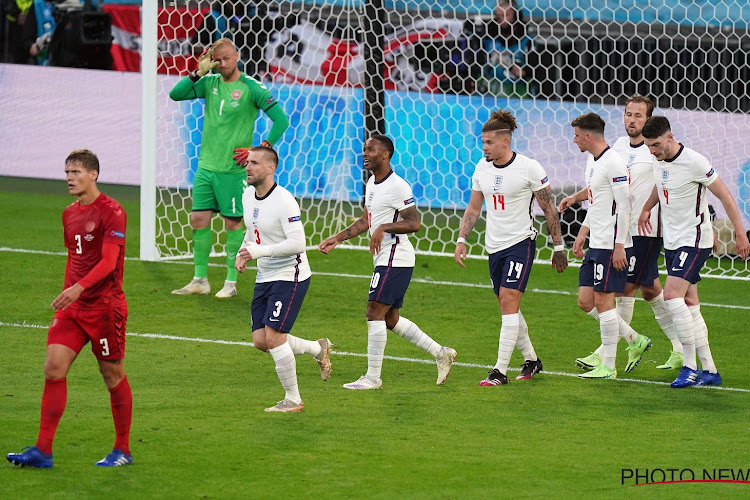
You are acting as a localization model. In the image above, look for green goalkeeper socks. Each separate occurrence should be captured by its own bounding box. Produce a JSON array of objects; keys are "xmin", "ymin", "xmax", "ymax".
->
[
  {"xmin": 193, "ymin": 227, "xmax": 212, "ymax": 279},
  {"xmin": 225, "ymin": 228, "xmax": 244, "ymax": 282}
]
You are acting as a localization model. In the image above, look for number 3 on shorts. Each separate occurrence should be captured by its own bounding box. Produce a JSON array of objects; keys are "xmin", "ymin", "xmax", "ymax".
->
[{"xmin": 100, "ymin": 338, "xmax": 110, "ymax": 356}]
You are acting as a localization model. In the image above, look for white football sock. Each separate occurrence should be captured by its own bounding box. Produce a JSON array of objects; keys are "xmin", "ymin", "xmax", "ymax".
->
[
  {"xmin": 615, "ymin": 296, "xmax": 636, "ymax": 324},
  {"xmin": 365, "ymin": 320, "xmax": 387, "ymax": 380},
  {"xmin": 690, "ymin": 305, "xmax": 717, "ymax": 373},
  {"xmin": 516, "ymin": 311, "xmax": 537, "ymax": 361},
  {"xmin": 392, "ymin": 317, "xmax": 441, "ymax": 357},
  {"xmin": 666, "ymin": 298, "xmax": 697, "ymax": 370},
  {"xmin": 269, "ymin": 342, "xmax": 301, "ymax": 404},
  {"xmin": 494, "ymin": 313, "xmax": 520, "ymax": 375},
  {"xmin": 618, "ymin": 317, "xmax": 638, "ymax": 344},
  {"xmin": 286, "ymin": 335, "xmax": 322, "ymax": 358},
  {"xmin": 589, "ymin": 308, "xmax": 605, "ymax": 356},
  {"xmin": 599, "ymin": 309, "xmax": 619, "ymax": 369},
  {"xmin": 648, "ymin": 292, "xmax": 682, "ymax": 353}
]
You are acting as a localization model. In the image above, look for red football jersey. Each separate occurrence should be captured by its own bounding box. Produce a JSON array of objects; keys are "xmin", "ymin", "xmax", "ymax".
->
[{"xmin": 62, "ymin": 193, "xmax": 127, "ymax": 309}]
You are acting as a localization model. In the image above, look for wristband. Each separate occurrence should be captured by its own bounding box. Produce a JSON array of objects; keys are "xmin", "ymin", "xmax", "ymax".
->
[
  {"xmin": 554, "ymin": 244, "xmax": 564, "ymax": 252},
  {"xmin": 456, "ymin": 237, "xmax": 466, "ymax": 245},
  {"xmin": 189, "ymin": 70, "xmax": 200, "ymax": 83}
]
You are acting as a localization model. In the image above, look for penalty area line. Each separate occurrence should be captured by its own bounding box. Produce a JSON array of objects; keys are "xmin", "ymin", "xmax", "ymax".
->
[{"xmin": 3, "ymin": 320, "xmax": 748, "ymax": 393}]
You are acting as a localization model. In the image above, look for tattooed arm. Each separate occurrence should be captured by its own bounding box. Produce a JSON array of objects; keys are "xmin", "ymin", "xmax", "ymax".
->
[
  {"xmin": 370, "ymin": 206, "xmax": 421, "ymax": 255},
  {"xmin": 318, "ymin": 208, "xmax": 370, "ymax": 254},
  {"xmin": 455, "ymin": 190, "xmax": 485, "ymax": 268},
  {"xmin": 534, "ymin": 185, "xmax": 568, "ymax": 273}
]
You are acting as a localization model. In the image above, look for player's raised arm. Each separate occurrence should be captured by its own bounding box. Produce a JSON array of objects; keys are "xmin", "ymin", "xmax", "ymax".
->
[
  {"xmin": 533, "ymin": 185, "xmax": 568, "ymax": 273},
  {"xmin": 168, "ymin": 47, "xmax": 216, "ymax": 101},
  {"xmin": 454, "ymin": 189, "xmax": 484, "ymax": 267},
  {"xmin": 318, "ymin": 209, "xmax": 369, "ymax": 254},
  {"xmin": 707, "ymin": 177, "xmax": 750, "ymax": 260}
]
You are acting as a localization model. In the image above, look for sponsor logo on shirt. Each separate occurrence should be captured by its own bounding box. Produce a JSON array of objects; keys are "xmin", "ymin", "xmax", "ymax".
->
[
  {"xmin": 110, "ymin": 230, "xmax": 125, "ymax": 239},
  {"xmin": 231, "ymin": 90, "xmax": 242, "ymax": 100},
  {"xmin": 494, "ymin": 175, "xmax": 503, "ymax": 187},
  {"xmin": 706, "ymin": 168, "xmax": 715, "ymax": 178},
  {"xmin": 288, "ymin": 216, "xmax": 301, "ymax": 223},
  {"xmin": 612, "ymin": 176, "xmax": 628, "ymax": 183},
  {"xmin": 403, "ymin": 197, "xmax": 414, "ymax": 205},
  {"xmin": 541, "ymin": 175, "xmax": 548, "ymax": 184}
]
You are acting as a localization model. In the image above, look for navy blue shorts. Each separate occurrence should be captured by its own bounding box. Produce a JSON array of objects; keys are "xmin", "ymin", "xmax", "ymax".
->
[
  {"xmin": 368, "ymin": 266, "xmax": 412, "ymax": 308},
  {"xmin": 664, "ymin": 247, "xmax": 711, "ymax": 284},
  {"xmin": 488, "ymin": 238, "xmax": 535, "ymax": 295},
  {"xmin": 627, "ymin": 236, "xmax": 663, "ymax": 285},
  {"xmin": 579, "ymin": 248, "xmax": 627, "ymax": 293},
  {"xmin": 251, "ymin": 278, "xmax": 310, "ymax": 333}
]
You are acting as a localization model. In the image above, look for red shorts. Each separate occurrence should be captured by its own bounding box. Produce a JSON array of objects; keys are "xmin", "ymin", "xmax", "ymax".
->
[{"xmin": 47, "ymin": 305, "xmax": 128, "ymax": 360}]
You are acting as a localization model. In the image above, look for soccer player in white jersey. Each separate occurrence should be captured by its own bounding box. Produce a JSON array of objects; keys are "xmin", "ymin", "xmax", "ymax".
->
[
  {"xmin": 235, "ymin": 147, "xmax": 332, "ymax": 412},
  {"xmin": 318, "ymin": 135, "xmax": 457, "ymax": 390},
  {"xmin": 569, "ymin": 113, "xmax": 645, "ymax": 379},
  {"xmin": 454, "ymin": 110, "xmax": 568, "ymax": 386},
  {"xmin": 639, "ymin": 116, "xmax": 749, "ymax": 388},
  {"xmin": 561, "ymin": 96, "xmax": 679, "ymax": 371}
]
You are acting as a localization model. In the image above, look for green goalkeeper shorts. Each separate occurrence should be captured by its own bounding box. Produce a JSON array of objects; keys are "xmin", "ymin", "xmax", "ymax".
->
[{"xmin": 192, "ymin": 168, "xmax": 246, "ymax": 218}]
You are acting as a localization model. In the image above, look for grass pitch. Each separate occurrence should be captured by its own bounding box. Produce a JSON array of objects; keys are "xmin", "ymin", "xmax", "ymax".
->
[{"xmin": 1, "ymin": 176, "xmax": 749, "ymax": 498}]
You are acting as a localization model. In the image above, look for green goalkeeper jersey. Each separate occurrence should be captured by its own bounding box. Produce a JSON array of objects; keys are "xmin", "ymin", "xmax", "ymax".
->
[{"xmin": 170, "ymin": 73, "xmax": 287, "ymax": 174}]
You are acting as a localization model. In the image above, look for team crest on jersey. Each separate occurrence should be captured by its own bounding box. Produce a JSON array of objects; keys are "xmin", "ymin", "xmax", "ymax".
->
[
  {"xmin": 85, "ymin": 221, "xmax": 96, "ymax": 232},
  {"xmin": 403, "ymin": 197, "xmax": 414, "ymax": 205},
  {"xmin": 110, "ymin": 230, "xmax": 125, "ymax": 239},
  {"xmin": 288, "ymin": 216, "xmax": 301, "ymax": 223},
  {"xmin": 494, "ymin": 175, "xmax": 503, "ymax": 187},
  {"xmin": 231, "ymin": 90, "xmax": 242, "ymax": 100},
  {"xmin": 662, "ymin": 169, "xmax": 669, "ymax": 182},
  {"xmin": 367, "ymin": 192, "xmax": 374, "ymax": 206},
  {"xmin": 706, "ymin": 168, "xmax": 715, "ymax": 178},
  {"xmin": 84, "ymin": 234, "xmax": 94, "ymax": 241},
  {"xmin": 253, "ymin": 207, "xmax": 260, "ymax": 220},
  {"xmin": 627, "ymin": 154, "xmax": 636, "ymax": 168}
]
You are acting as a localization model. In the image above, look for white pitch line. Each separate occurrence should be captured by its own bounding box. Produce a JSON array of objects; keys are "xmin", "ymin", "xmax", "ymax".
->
[
  {"xmin": 2, "ymin": 321, "xmax": 748, "ymax": 393},
  {"xmin": 1, "ymin": 246, "xmax": 748, "ymax": 310}
]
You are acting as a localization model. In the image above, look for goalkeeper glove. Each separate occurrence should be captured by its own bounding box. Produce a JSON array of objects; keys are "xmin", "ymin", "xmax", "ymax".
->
[
  {"xmin": 233, "ymin": 142, "xmax": 274, "ymax": 166},
  {"xmin": 189, "ymin": 47, "xmax": 219, "ymax": 82}
]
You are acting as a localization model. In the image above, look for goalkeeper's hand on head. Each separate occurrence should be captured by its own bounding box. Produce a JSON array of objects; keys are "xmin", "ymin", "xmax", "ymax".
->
[
  {"xmin": 197, "ymin": 47, "xmax": 219, "ymax": 77},
  {"xmin": 233, "ymin": 141, "xmax": 274, "ymax": 166}
]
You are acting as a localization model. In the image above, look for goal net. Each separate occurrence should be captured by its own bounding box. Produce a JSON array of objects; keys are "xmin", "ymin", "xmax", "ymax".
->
[{"xmin": 146, "ymin": 0, "xmax": 750, "ymax": 279}]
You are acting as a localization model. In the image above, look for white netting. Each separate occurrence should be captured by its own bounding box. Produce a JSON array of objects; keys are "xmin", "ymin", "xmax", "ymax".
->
[{"xmin": 151, "ymin": 0, "xmax": 750, "ymax": 277}]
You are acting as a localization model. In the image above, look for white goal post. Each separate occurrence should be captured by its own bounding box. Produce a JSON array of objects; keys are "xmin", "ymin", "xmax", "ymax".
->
[{"xmin": 140, "ymin": 0, "xmax": 750, "ymax": 279}]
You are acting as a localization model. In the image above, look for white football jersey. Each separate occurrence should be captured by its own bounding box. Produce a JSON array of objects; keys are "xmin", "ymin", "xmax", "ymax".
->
[
  {"xmin": 365, "ymin": 170, "xmax": 416, "ymax": 268},
  {"xmin": 242, "ymin": 183, "xmax": 312, "ymax": 283},
  {"xmin": 653, "ymin": 145, "xmax": 717, "ymax": 250},
  {"xmin": 586, "ymin": 147, "xmax": 631, "ymax": 250},
  {"xmin": 613, "ymin": 136, "xmax": 660, "ymax": 238},
  {"xmin": 471, "ymin": 153, "xmax": 549, "ymax": 253}
]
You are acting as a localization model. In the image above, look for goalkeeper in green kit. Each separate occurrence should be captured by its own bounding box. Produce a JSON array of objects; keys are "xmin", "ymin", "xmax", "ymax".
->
[{"xmin": 169, "ymin": 38, "xmax": 289, "ymax": 298}]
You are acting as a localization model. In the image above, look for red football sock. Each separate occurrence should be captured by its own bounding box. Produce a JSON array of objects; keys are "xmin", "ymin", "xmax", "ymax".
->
[
  {"xmin": 109, "ymin": 375, "xmax": 132, "ymax": 455},
  {"xmin": 36, "ymin": 378, "xmax": 67, "ymax": 455}
]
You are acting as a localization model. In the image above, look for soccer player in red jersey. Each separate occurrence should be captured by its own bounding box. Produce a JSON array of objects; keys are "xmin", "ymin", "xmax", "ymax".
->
[{"xmin": 7, "ymin": 150, "xmax": 133, "ymax": 468}]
